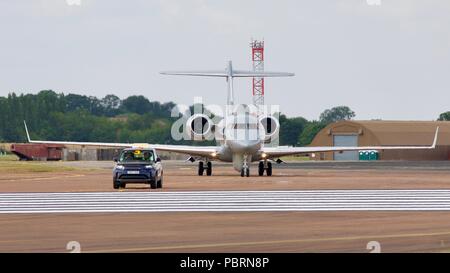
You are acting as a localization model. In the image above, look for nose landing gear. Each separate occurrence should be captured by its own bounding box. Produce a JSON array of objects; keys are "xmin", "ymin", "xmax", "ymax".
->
[
  {"xmin": 241, "ymin": 154, "xmax": 250, "ymax": 177},
  {"xmin": 240, "ymin": 167, "xmax": 250, "ymax": 177}
]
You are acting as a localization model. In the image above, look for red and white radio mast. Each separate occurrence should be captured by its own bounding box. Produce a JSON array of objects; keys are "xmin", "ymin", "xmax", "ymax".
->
[{"xmin": 251, "ymin": 40, "xmax": 264, "ymax": 110}]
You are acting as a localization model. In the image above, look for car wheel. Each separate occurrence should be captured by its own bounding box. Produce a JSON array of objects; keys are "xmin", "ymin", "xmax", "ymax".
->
[
  {"xmin": 150, "ymin": 180, "xmax": 157, "ymax": 189},
  {"xmin": 120, "ymin": 183, "xmax": 126, "ymax": 189},
  {"xmin": 157, "ymin": 176, "xmax": 163, "ymax": 189},
  {"xmin": 113, "ymin": 179, "xmax": 120, "ymax": 189}
]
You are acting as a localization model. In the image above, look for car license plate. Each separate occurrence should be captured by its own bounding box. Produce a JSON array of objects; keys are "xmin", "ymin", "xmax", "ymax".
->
[{"xmin": 127, "ymin": 171, "xmax": 140, "ymax": 174}]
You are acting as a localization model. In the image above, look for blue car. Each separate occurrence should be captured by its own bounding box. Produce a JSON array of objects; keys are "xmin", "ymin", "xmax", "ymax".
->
[{"xmin": 113, "ymin": 148, "xmax": 163, "ymax": 190}]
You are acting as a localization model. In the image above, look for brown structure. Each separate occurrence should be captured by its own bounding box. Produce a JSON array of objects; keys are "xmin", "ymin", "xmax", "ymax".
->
[
  {"xmin": 310, "ymin": 120, "xmax": 450, "ymax": 161},
  {"xmin": 11, "ymin": 143, "xmax": 64, "ymax": 161}
]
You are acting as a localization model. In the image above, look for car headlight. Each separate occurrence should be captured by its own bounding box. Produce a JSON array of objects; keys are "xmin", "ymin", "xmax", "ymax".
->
[
  {"xmin": 145, "ymin": 165, "xmax": 153, "ymax": 169},
  {"xmin": 116, "ymin": 165, "xmax": 125, "ymax": 170}
]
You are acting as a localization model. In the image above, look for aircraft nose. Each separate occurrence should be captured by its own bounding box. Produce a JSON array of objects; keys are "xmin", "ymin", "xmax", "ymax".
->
[{"xmin": 228, "ymin": 140, "xmax": 261, "ymax": 153}]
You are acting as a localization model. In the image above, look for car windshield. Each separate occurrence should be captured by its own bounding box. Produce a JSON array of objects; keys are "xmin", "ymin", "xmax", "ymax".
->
[{"xmin": 119, "ymin": 150, "xmax": 155, "ymax": 163}]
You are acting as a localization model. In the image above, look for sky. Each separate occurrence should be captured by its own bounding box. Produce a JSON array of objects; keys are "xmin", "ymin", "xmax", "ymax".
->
[{"xmin": 0, "ymin": 0, "xmax": 449, "ymax": 121}]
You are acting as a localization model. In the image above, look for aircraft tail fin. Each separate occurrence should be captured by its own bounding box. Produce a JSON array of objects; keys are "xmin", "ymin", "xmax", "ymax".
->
[
  {"xmin": 160, "ymin": 61, "xmax": 294, "ymax": 106},
  {"xmin": 160, "ymin": 71, "xmax": 229, "ymax": 77},
  {"xmin": 232, "ymin": 71, "xmax": 295, "ymax": 77},
  {"xmin": 160, "ymin": 60, "xmax": 294, "ymax": 78}
]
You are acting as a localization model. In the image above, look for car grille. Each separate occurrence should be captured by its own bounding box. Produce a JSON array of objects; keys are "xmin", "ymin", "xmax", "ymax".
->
[{"xmin": 119, "ymin": 174, "xmax": 149, "ymax": 180}]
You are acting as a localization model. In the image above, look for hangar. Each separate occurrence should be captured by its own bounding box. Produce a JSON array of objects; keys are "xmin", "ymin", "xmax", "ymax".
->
[{"xmin": 309, "ymin": 120, "xmax": 450, "ymax": 161}]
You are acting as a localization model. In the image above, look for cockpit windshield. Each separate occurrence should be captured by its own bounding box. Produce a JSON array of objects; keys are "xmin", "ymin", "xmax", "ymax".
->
[
  {"xmin": 233, "ymin": 123, "xmax": 258, "ymax": 130},
  {"xmin": 119, "ymin": 150, "xmax": 155, "ymax": 163}
]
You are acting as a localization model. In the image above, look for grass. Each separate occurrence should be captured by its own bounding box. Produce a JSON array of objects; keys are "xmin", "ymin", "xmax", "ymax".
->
[
  {"xmin": 0, "ymin": 154, "xmax": 19, "ymax": 161},
  {"xmin": 0, "ymin": 154, "xmax": 77, "ymax": 173}
]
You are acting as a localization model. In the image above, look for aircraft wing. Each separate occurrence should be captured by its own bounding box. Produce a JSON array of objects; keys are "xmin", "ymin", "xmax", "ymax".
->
[
  {"xmin": 261, "ymin": 127, "xmax": 440, "ymax": 158},
  {"xmin": 145, "ymin": 144, "xmax": 219, "ymax": 158},
  {"xmin": 24, "ymin": 121, "xmax": 219, "ymax": 158}
]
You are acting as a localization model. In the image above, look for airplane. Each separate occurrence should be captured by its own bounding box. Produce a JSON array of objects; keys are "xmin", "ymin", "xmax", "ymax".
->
[{"xmin": 24, "ymin": 61, "xmax": 439, "ymax": 177}]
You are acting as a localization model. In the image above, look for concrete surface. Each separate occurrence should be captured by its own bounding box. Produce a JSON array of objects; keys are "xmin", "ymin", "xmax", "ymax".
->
[{"xmin": 1, "ymin": 160, "xmax": 450, "ymax": 252}]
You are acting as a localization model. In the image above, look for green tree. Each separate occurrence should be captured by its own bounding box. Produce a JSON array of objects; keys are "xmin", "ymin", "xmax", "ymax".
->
[
  {"xmin": 65, "ymin": 94, "xmax": 90, "ymax": 112},
  {"xmin": 1, "ymin": 91, "xmax": 351, "ymax": 149},
  {"xmin": 438, "ymin": 112, "xmax": 450, "ymax": 121},
  {"xmin": 121, "ymin": 95, "xmax": 151, "ymax": 115},
  {"xmin": 298, "ymin": 121, "xmax": 327, "ymax": 146},
  {"xmin": 319, "ymin": 106, "xmax": 355, "ymax": 124},
  {"xmin": 279, "ymin": 115, "xmax": 308, "ymax": 146},
  {"xmin": 100, "ymin": 94, "xmax": 122, "ymax": 117}
]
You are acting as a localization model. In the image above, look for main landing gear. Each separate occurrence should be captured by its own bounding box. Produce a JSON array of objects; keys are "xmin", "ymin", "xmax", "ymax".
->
[
  {"xmin": 198, "ymin": 161, "xmax": 212, "ymax": 176},
  {"xmin": 258, "ymin": 160, "xmax": 272, "ymax": 176}
]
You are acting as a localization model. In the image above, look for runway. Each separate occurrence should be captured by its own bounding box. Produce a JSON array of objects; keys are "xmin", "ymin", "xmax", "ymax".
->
[{"xmin": 2, "ymin": 189, "xmax": 450, "ymax": 213}]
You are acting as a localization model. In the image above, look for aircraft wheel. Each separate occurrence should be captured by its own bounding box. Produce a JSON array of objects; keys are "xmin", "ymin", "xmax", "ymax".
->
[
  {"xmin": 258, "ymin": 162, "xmax": 264, "ymax": 176},
  {"xmin": 198, "ymin": 162, "xmax": 204, "ymax": 176},
  {"xmin": 267, "ymin": 162, "xmax": 273, "ymax": 176},
  {"xmin": 206, "ymin": 162, "xmax": 212, "ymax": 176}
]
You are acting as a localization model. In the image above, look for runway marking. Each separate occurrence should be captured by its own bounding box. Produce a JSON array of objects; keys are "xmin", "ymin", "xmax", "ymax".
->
[
  {"xmin": 85, "ymin": 230, "xmax": 450, "ymax": 253},
  {"xmin": 1, "ymin": 190, "xmax": 450, "ymax": 213}
]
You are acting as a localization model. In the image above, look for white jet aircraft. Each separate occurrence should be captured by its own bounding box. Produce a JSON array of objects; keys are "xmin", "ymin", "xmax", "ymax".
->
[{"xmin": 24, "ymin": 61, "xmax": 439, "ymax": 177}]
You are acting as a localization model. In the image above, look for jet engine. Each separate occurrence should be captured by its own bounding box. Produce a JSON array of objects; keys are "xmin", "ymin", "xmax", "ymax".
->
[
  {"xmin": 259, "ymin": 115, "xmax": 280, "ymax": 142},
  {"xmin": 186, "ymin": 114, "xmax": 214, "ymax": 140}
]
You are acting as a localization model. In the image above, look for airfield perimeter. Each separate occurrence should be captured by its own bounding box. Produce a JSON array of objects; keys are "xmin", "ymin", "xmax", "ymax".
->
[{"xmin": 1, "ymin": 160, "xmax": 450, "ymax": 252}]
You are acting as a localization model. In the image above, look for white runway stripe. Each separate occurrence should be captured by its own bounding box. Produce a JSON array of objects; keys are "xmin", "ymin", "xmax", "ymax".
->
[{"xmin": 1, "ymin": 190, "xmax": 450, "ymax": 213}]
